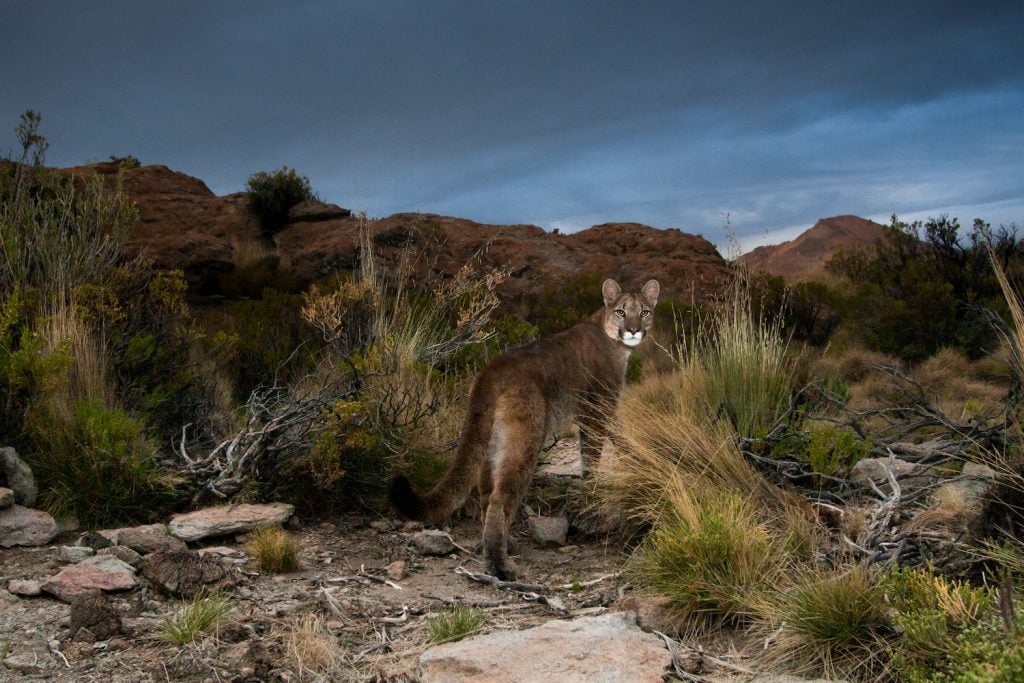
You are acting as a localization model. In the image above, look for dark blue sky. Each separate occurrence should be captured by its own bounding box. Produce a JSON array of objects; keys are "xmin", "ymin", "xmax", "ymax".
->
[{"xmin": 2, "ymin": 1, "xmax": 1021, "ymax": 252}]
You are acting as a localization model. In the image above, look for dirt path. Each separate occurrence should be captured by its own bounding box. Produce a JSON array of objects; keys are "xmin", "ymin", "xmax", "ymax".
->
[{"xmin": 0, "ymin": 447, "xmax": 638, "ymax": 681}]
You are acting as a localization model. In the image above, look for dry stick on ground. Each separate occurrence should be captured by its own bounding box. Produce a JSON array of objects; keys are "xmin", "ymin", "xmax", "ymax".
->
[{"xmin": 454, "ymin": 566, "xmax": 545, "ymax": 593}]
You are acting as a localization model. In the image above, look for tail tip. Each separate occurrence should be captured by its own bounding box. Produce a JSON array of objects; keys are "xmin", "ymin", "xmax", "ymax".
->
[{"xmin": 389, "ymin": 475, "xmax": 424, "ymax": 520}]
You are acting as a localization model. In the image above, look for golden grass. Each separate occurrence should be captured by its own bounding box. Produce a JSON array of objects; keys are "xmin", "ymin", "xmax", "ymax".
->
[
  {"xmin": 276, "ymin": 613, "xmax": 346, "ymax": 680},
  {"xmin": 907, "ymin": 483, "xmax": 978, "ymax": 530},
  {"xmin": 246, "ymin": 526, "xmax": 301, "ymax": 573}
]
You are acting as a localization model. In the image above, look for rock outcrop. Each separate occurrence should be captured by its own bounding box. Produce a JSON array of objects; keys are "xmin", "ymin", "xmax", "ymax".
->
[{"xmin": 60, "ymin": 164, "xmax": 731, "ymax": 302}]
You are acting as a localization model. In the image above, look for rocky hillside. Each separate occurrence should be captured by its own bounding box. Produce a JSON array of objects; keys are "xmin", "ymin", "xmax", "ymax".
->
[
  {"xmin": 740, "ymin": 214, "xmax": 886, "ymax": 280},
  {"xmin": 64, "ymin": 162, "xmax": 731, "ymax": 302}
]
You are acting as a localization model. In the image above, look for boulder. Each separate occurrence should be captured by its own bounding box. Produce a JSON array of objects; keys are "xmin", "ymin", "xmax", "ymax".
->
[
  {"xmin": 0, "ymin": 504, "xmax": 58, "ymax": 547},
  {"xmin": 116, "ymin": 523, "xmax": 188, "ymax": 554},
  {"xmin": 69, "ymin": 591, "xmax": 122, "ymax": 641},
  {"xmin": 168, "ymin": 503, "xmax": 294, "ymax": 542},
  {"xmin": 0, "ymin": 446, "xmax": 37, "ymax": 506},
  {"xmin": 419, "ymin": 611, "xmax": 671, "ymax": 682},
  {"xmin": 410, "ymin": 529, "xmax": 457, "ymax": 556},
  {"xmin": 529, "ymin": 515, "xmax": 569, "ymax": 546},
  {"xmin": 0, "ymin": 487, "xmax": 13, "ymax": 509},
  {"xmin": 140, "ymin": 550, "xmax": 238, "ymax": 598},
  {"xmin": 42, "ymin": 555, "xmax": 137, "ymax": 602}
]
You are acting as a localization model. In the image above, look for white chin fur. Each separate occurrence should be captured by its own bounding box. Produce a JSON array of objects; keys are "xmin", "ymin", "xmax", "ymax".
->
[{"xmin": 621, "ymin": 334, "xmax": 643, "ymax": 347}]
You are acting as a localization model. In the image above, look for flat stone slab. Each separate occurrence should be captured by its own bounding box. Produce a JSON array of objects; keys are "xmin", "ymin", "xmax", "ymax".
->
[
  {"xmin": 42, "ymin": 555, "xmax": 137, "ymax": 602},
  {"xmin": 116, "ymin": 523, "xmax": 188, "ymax": 554},
  {"xmin": 169, "ymin": 503, "xmax": 294, "ymax": 542},
  {"xmin": 0, "ymin": 504, "xmax": 58, "ymax": 547},
  {"xmin": 419, "ymin": 611, "xmax": 670, "ymax": 682}
]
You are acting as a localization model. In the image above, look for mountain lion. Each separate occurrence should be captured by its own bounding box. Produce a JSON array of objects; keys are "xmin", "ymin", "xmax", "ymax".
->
[{"xmin": 390, "ymin": 278, "xmax": 660, "ymax": 579}]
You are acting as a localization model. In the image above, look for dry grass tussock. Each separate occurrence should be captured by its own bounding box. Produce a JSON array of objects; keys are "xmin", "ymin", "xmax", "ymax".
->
[
  {"xmin": 276, "ymin": 613, "xmax": 347, "ymax": 681},
  {"xmin": 245, "ymin": 526, "xmax": 301, "ymax": 573},
  {"xmin": 38, "ymin": 297, "xmax": 112, "ymax": 413},
  {"xmin": 907, "ymin": 483, "xmax": 979, "ymax": 531}
]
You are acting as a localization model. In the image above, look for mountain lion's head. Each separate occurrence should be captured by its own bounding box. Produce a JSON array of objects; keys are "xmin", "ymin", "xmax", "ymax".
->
[{"xmin": 601, "ymin": 279, "xmax": 660, "ymax": 348}]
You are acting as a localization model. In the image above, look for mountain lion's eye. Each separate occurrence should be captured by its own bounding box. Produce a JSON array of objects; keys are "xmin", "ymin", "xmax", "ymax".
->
[
  {"xmin": 640, "ymin": 310, "xmax": 650, "ymax": 317},
  {"xmin": 615, "ymin": 309, "xmax": 625, "ymax": 317}
]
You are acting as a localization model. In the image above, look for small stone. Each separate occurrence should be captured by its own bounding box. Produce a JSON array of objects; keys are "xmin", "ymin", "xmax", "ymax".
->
[
  {"xmin": 529, "ymin": 515, "xmax": 569, "ymax": 546},
  {"xmin": 169, "ymin": 503, "xmax": 294, "ymax": 542},
  {"xmin": 387, "ymin": 560, "xmax": 408, "ymax": 581},
  {"xmin": 7, "ymin": 579, "xmax": 42, "ymax": 596},
  {"xmin": 558, "ymin": 545, "xmax": 580, "ymax": 553},
  {"xmin": 117, "ymin": 524, "xmax": 188, "ymax": 554},
  {"xmin": 59, "ymin": 545, "xmax": 96, "ymax": 563},
  {"xmin": 850, "ymin": 457, "xmax": 921, "ymax": 487},
  {"xmin": 410, "ymin": 529, "xmax": 457, "ymax": 556},
  {"xmin": 0, "ymin": 487, "xmax": 14, "ymax": 509},
  {"xmin": 401, "ymin": 520, "xmax": 424, "ymax": 532},
  {"xmin": 284, "ymin": 515, "xmax": 302, "ymax": 531},
  {"xmin": 3, "ymin": 652, "xmax": 44, "ymax": 674},
  {"xmin": 370, "ymin": 519, "xmax": 394, "ymax": 533},
  {"xmin": 73, "ymin": 627, "xmax": 97, "ymax": 643},
  {"xmin": 197, "ymin": 545, "xmax": 247, "ymax": 559},
  {"xmin": 78, "ymin": 529, "xmax": 116, "ymax": 549},
  {"xmin": 1, "ymin": 589, "xmax": 19, "ymax": 604},
  {"xmin": 57, "ymin": 516, "xmax": 81, "ymax": 533},
  {"xmin": 0, "ymin": 504, "xmax": 58, "ymax": 547},
  {"xmin": 97, "ymin": 545, "xmax": 144, "ymax": 568}
]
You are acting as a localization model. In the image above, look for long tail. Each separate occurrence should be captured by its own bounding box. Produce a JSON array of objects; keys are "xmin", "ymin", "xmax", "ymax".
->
[{"xmin": 389, "ymin": 398, "xmax": 493, "ymax": 523}]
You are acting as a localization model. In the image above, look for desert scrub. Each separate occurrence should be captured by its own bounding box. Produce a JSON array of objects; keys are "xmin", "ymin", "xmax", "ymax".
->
[
  {"xmin": 427, "ymin": 605, "xmax": 487, "ymax": 644},
  {"xmin": 634, "ymin": 491, "xmax": 783, "ymax": 628},
  {"xmin": 159, "ymin": 593, "xmax": 233, "ymax": 644},
  {"xmin": 245, "ymin": 526, "xmax": 300, "ymax": 573},
  {"xmin": 245, "ymin": 166, "xmax": 314, "ymax": 236}
]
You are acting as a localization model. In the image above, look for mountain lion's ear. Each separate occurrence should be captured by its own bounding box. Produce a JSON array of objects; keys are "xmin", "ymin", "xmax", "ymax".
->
[
  {"xmin": 641, "ymin": 280, "xmax": 660, "ymax": 306},
  {"xmin": 602, "ymin": 279, "xmax": 622, "ymax": 306}
]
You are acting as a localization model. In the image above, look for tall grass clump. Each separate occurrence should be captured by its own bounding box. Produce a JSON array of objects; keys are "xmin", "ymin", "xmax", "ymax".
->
[
  {"xmin": 682, "ymin": 275, "xmax": 795, "ymax": 441},
  {"xmin": 277, "ymin": 613, "xmax": 346, "ymax": 679},
  {"xmin": 245, "ymin": 526, "xmax": 300, "ymax": 573},
  {"xmin": 634, "ymin": 490, "xmax": 784, "ymax": 628},
  {"xmin": 759, "ymin": 566, "xmax": 891, "ymax": 679},
  {"xmin": 159, "ymin": 593, "xmax": 233, "ymax": 644}
]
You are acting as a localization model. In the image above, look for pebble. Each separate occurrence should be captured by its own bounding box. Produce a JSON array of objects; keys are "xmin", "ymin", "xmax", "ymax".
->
[{"xmin": 387, "ymin": 560, "xmax": 408, "ymax": 581}]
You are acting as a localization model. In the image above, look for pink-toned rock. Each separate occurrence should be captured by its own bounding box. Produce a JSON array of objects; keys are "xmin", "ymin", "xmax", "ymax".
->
[
  {"xmin": 0, "ymin": 504, "xmax": 58, "ymax": 547},
  {"xmin": 169, "ymin": 503, "xmax": 294, "ymax": 542},
  {"xmin": 387, "ymin": 560, "xmax": 408, "ymax": 581},
  {"xmin": 418, "ymin": 611, "xmax": 671, "ymax": 682},
  {"xmin": 41, "ymin": 555, "xmax": 136, "ymax": 602},
  {"xmin": 0, "ymin": 487, "xmax": 14, "ymax": 509}
]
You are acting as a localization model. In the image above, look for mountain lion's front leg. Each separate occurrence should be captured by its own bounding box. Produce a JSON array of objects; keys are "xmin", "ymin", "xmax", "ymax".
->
[{"xmin": 578, "ymin": 409, "xmax": 609, "ymax": 478}]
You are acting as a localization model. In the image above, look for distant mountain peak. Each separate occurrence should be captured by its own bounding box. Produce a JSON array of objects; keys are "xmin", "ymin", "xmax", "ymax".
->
[{"xmin": 739, "ymin": 215, "xmax": 886, "ymax": 279}]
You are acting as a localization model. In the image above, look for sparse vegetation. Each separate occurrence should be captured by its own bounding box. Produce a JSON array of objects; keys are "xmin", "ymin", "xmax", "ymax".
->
[
  {"xmin": 246, "ymin": 526, "xmax": 301, "ymax": 573},
  {"xmin": 245, "ymin": 166, "xmax": 315, "ymax": 236},
  {"xmin": 427, "ymin": 605, "xmax": 487, "ymax": 644},
  {"xmin": 277, "ymin": 613, "xmax": 346, "ymax": 679},
  {"xmin": 158, "ymin": 593, "xmax": 233, "ymax": 644}
]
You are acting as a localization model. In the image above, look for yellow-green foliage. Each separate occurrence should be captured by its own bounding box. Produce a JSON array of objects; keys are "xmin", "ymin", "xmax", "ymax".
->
[
  {"xmin": 635, "ymin": 491, "xmax": 784, "ymax": 627},
  {"xmin": 245, "ymin": 526, "xmax": 300, "ymax": 573},
  {"xmin": 427, "ymin": 605, "xmax": 487, "ymax": 644},
  {"xmin": 761, "ymin": 566, "xmax": 891, "ymax": 680},
  {"xmin": 159, "ymin": 593, "xmax": 233, "ymax": 644},
  {"xmin": 785, "ymin": 423, "xmax": 872, "ymax": 476}
]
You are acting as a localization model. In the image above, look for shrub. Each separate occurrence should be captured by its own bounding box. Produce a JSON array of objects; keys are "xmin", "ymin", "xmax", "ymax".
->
[
  {"xmin": 635, "ymin": 491, "xmax": 783, "ymax": 628},
  {"xmin": 245, "ymin": 526, "xmax": 300, "ymax": 573},
  {"xmin": 159, "ymin": 593, "xmax": 233, "ymax": 644},
  {"xmin": 245, "ymin": 166, "xmax": 314, "ymax": 236},
  {"xmin": 760, "ymin": 567, "xmax": 891, "ymax": 680},
  {"xmin": 427, "ymin": 605, "xmax": 487, "ymax": 644},
  {"xmin": 26, "ymin": 397, "xmax": 177, "ymax": 525}
]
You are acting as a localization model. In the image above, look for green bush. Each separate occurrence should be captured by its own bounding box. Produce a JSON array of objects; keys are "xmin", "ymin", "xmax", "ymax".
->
[
  {"xmin": 635, "ymin": 492, "xmax": 782, "ymax": 627},
  {"xmin": 27, "ymin": 397, "xmax": 177, "ymax": 525},
  {"xmin": 245, "ymin": 166, "xmax": 314, "ymax": 236}
]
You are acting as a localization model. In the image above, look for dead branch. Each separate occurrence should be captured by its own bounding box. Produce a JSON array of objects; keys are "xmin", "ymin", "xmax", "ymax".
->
[{"xmin": 453, "ymin": 566, "xmax": 546, "ymax": 593}]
